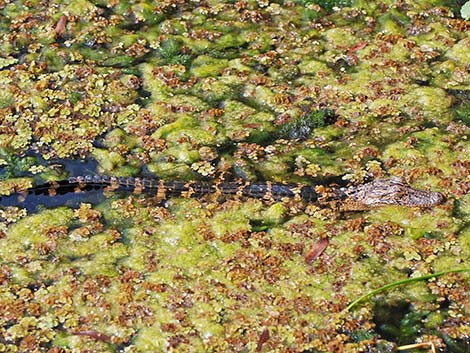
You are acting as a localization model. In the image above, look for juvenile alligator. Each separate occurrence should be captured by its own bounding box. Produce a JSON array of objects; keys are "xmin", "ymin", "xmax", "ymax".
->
[{"xmin": 0, "ymin": 175, "xmax": 445, "ymax": 212}]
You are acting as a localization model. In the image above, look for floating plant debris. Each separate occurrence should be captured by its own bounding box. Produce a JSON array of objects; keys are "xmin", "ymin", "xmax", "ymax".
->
[{"xmin": 0, "ymin": 1, "xmax": 470, "ymax": 352}]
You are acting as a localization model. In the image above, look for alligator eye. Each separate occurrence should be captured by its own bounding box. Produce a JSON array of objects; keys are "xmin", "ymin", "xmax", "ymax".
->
[{"xmin": 433, "ymin": 192, "xmax": 445, "ymax": 205}]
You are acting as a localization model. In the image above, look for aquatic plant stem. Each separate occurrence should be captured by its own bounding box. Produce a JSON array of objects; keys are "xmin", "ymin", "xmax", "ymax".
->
[{"xmin": 346, "ymin": 268, "xmax": 470, "ymax": 311}]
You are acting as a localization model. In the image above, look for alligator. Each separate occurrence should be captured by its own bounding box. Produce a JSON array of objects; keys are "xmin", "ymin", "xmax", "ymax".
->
[{"xmin": 0, "ymin": 175, "xmax": 445, "ymax": 212}]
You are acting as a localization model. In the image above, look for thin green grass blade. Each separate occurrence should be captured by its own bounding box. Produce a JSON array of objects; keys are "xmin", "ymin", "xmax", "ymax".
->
[{"xmin": 346, "ymin": 268, "xmax": 470, "ymax": 311}]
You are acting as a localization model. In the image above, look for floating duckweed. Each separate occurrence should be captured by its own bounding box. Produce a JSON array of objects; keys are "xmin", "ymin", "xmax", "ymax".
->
[
  {"xmin": 377, "ymin": 12, "xmax": 407, "ymax": 35},
  {"xmin": 260, "ymin": 202, "xmax": 286, "ymax": 224},
  {"xmin": 368, "ymin": 206, "xmax": 457, "ymax": 240},
  {"xmin": 1, "ymin": 1, "xmax": 470, "ymax": 352},
  {"xmin": 402, "ymin": 86, "xmax": 453, "ymax": 122},
  {"xmin": 192, "ymin": 78, "xmax": 234, "ymax": 103},
  {"xmin": 298, "ymin": 59, "xmax": 332, "ymax": 75},
  {"xmin": 0, "ymin": 57, "xmax": 17, "ymax": 69},
  {"xmin": 190, "ymin": 55, "xmax": 229, "ymax": 78},
  {"xmin": 444, "ymin": 37, "xmax": 470, "ymax": 64},
  {"xmin": 92, "ymin": 148, "xmax": 126, "ymax": 174},
  {"xmin": 191, "ymin": 161, "xmax": 215, "ymax": 176},
  {"xmin": 0, "ymin": 90, "xmax": 14, "ymax": 109},
  {"xmin": 403, "ymin": 250, "xmax": 422, "ymax": 261}
]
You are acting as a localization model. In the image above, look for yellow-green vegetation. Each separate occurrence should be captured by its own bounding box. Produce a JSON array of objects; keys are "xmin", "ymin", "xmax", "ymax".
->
[{"xmin": 1, "ymin": 0, "xmax": 470, "ymax": 352}]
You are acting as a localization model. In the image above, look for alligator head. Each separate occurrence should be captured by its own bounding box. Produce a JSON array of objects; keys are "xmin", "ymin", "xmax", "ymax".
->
[{"xmin": 346, "ymin": 177, "xmax": 445, "ymax": 208}]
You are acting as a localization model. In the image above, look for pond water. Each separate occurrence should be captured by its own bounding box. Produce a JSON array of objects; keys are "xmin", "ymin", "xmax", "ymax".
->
[{"xmin": 0, "ymin": 1, "xmax": 469, "ymax": 352}]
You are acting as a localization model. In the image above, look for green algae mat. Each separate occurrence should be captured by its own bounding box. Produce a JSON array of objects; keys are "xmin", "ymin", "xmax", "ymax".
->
[{"xmin": 1, "ymin": 0, "xmax": 470, "ymax": 352}]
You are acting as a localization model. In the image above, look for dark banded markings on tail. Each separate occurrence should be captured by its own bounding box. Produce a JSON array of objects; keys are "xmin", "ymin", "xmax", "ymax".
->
[
  {"xmin": 156, "ymin": 179, "xmax": 166, "ymax": 200},
  {"xmin": 262, "ymin": 181, "xmax": 274, "ymax": 202},
  {"xmin": 133, "ymin": 178, "xmax": 143, "ymax": 195}
]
